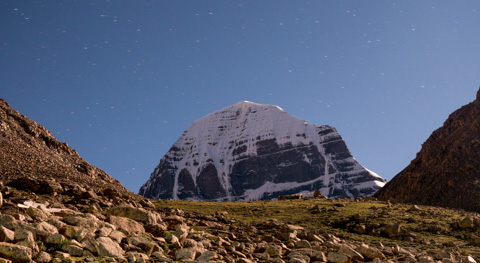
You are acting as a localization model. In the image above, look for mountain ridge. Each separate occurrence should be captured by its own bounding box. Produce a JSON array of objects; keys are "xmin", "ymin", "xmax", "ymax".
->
[{"xmin": 0, "ymin": 98, "xmax": 133, "ymax": 197}]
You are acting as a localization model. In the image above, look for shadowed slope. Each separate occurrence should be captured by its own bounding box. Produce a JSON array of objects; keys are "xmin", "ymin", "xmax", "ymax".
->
[
  {"xmin": 0, "ymin": 98, "xmax": 131, "ymax": 196},
  {"xmin": 375, "ymin": 88, "xmax": 480, "ymax": 212}
]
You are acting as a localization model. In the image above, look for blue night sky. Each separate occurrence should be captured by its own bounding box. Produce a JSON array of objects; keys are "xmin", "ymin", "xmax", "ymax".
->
[{"xmin": 1, "ymin": 1, "xmax": 479, "ymax": 193}]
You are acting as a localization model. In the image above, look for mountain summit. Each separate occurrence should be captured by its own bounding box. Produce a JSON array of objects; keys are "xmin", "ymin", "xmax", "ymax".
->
[
  {"xmin": 375, "ymin": 88, "xmax": 480, "ymax": 212},
  {"xmin": 139, "ymin": 101, "xmax": 385, "ymax": 201}
]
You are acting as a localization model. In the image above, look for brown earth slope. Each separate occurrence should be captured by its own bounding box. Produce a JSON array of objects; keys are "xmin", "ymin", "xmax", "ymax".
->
[
  {"xmin": 0, "ymin": 98, "xmax": 132, "ymax": 196},
  {"xmin": 375, "ymin": 88, "xmax": 480, "ymax": 212}
]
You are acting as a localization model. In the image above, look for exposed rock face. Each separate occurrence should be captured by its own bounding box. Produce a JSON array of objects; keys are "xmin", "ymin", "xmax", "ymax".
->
[
  {"xmin": 375, "ymin": 88, "xmax": 480, "ymax": 212},
  {"xmin": 0, "ymin": 98, "xmax": 130, "ymax": 196},
  {"xmin": 140, "ymin": 101, "xmax": 385, "ymax": 200}
]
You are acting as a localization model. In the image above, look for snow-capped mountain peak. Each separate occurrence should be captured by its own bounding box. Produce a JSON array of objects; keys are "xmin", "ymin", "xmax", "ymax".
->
[{"xmin": 139, "ymin": 101, "xmax": 386, "ymax": 201}]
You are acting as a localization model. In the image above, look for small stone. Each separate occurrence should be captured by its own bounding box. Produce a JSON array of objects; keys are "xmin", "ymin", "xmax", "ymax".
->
[
  {"xmin": 0, "ymin": 215, "xmax": 15, "ymax": 226},
  {"xmin": 255, "ymin": 252, "xmax": 270, "ymax": 260},
  {"xmin": 459, "ymin": 217, "xmax": 474, "ymax": 229},
  {"xmin": 63, "ymin": 244, "xmax": 84, "ymax": 257},
  {"xmin": 173, "ymin": 223, "xmax": 190, "ymax": 241},
  {"xmin": 63, "ymin": 225, "xmax": 80, "ymax": 239},
  {"xmin": 129, "ymin": 236, "xmax": 156, "ymax": 255},
  {"xmin": 384, "ymin": 223, "xmax": 401, "ymax": 236},
  {"xmin": 289, "ymin": 258, "xmax": 307, "ymax": 263},
  {"xmin": 164, "ymin": 233, "xmax": 181, "ymax": 247},
  {"xmin": 175, "ymin": 247, "xmax": 197, "ymax": 261},
  {"xmin": 328, "ymin": 252, "xmax": 351, "ymax": 263},
  {"xmin": 151, "ymin": 251, "xmax": 172, "ymax": 262},
  {"xmin": 418, "ymin": 255, "xmax": 434, "ymax": 263},
  {"xmin": 311, "ymin": 251, "xmax": 327, "ymax": 262},
  {"xmin": 197, "ymin": 251, "xmax": 216, "ymax": 261},
  {"xmin": 277, "ymin": 232, "xmax": 296, "ymax": 241},
  {"xmin": 294, "ymin": 240, "xmax": 311, "ymax": 249},
  {"xmin": 338, "ymin": 245, "xmax": 364, "ymax": 261},
  {"xmin": 108, "ymin": 230, "xmax": 126, "ymax": 243},
  {"xmin": 74, "ymin": 228, "xmax": 89, "ymax": 242},
  {"xmin": 265, "ymin": 245, "xmax": 282, "ymax": 257},
  {"xmin": 35, "ymin": 251, "xmax": 52, "ymax": 263},
  {"xmin": 46, "ymin": 233, "xmax": 66, "ymax": 246},
  {"xmin": 0, "ymin": 227, "xmax": 14, "ymax": 242},
  {"xmin": 353, "ymin": 224, "xmax": 366, "ymax": 234},
  {"xmin": 407, "ymin": 205, "xmax": 421, "ymax": 212}
]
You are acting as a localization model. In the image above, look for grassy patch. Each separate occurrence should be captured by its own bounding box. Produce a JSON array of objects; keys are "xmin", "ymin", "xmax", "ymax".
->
[{"xmin": 154, "ymin": 198, "xmax": 480, "ymax": 255}]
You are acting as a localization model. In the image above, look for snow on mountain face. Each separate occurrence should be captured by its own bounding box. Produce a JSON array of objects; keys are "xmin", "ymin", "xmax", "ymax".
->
[{"xmin": 139, "ymin": 101, "xmax": 386, "ymax": 201}]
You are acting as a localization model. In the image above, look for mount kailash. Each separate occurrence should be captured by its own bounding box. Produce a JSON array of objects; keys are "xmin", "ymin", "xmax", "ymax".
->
[{"xmin": 139, "ymin": 101, "xmax": 386, "ymax": 201}]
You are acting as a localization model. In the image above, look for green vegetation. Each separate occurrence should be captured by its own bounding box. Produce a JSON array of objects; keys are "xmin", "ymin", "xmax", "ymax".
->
[{"xmin": 154, "ymin": 197, "xmax": 480, "ymax": 255}]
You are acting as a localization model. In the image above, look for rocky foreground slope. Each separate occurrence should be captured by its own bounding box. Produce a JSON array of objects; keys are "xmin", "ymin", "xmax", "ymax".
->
[
  {"xmin": 0, "ymin": 186, "xmax": 480, "ymax": 263},
  {"xmin": 375, "ymin": 88, "xmax": 480, "ymax": 212},
  {"xmin": 140, "ymin": 101, "xmax": 385, "ymax": 201}
]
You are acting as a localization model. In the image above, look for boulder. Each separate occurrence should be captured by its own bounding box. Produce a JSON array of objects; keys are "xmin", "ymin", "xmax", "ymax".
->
[
  {"xmin": 107, "ymin": 206, "xmax": 161, "ymax": 225},
  {"xmin": 29, "ymin": 221, "xmax": 58, "ymax": 241},
  {"xmin": 62, "ymin": 213, "xmax": 100, "ymax": 229},
  {"xmin": 26, "ymin": 206, "xmax": 51, "ymax": 221},
  {"xmin": 95, "ymin": 237, "xmax": 124, "ymax": 257},
  {"xmin": 358, "ymin": 243, "xmax": 385, "ymax": 260},
  {"xmin": 13, "ymin": 229, "xmax": 34, "ymax": 243},
  {"xmin": 0, "ymin": 242, "xmax": 32, "ymax": 263},
  {"xmin": 108, "ymin": 215, "xmax": 145, "ymax": 235},
  {"xmin": 16, "ymin": 239, "xmax": 39, "ymax": 255}
]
